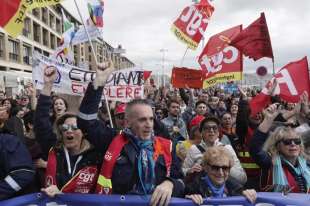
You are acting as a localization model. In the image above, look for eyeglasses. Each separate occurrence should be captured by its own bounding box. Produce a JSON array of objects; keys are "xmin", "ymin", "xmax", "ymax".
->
[
  {"xmin": 203, "ymin": 125, "xmax": 218, "ymax": 131},
  {"xmin": 207, "ymin": 163, "xmax": 230, "ymax": 173},
  {"xmin": 280, "ymin": 138, "xmax": 302, "ymax": 146},
  {"xmin": 156, "ymin": 112, "xmax": 163, "ymax": 115},
  {"xmin": 60, "ymin": 124, "xmax": 79, "ymax": 132}
]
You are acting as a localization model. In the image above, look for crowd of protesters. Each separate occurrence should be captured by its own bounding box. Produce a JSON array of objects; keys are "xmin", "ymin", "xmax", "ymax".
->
[{"xmin": 0, "ymin": 64, "xmax": 309, "ymax": 205}]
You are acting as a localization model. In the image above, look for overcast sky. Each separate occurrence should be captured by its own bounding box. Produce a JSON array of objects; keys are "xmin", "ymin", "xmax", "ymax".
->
[{"xmin": 62, "ymin": 0, "xmax": 310, "ymax": 75}]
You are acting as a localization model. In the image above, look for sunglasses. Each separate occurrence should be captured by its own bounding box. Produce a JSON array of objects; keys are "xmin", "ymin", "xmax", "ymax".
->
[
  {"xmin": 156, "ymin": 112, "xmax": 163, "ymax": 115},
  {"xmin": 280, "ymin": 138, "xmax": 302, "ymax": 146},
  {"xmin": 207, "ymin": 163, "xmax": 230, "ymax": 173},
  {"xmin": 203, "ymin": 125, "xmax": 218, "ymax": 131},
  {"xmin": 60, "ymin": 124, "xmax": 79, "ymax": 132}
]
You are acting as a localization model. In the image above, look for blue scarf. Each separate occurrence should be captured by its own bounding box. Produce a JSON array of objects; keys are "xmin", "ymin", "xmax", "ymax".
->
[
  {"xmin": 125, "ymin": 128, "xmax": 156, "ymax": 195},
  {"xmin": 201, "ymin": 174, "xmax": 225, "ymax": 198},
  {"xmin": 273, "ymin": 155, "xmax": 310, "ymax": 192}
]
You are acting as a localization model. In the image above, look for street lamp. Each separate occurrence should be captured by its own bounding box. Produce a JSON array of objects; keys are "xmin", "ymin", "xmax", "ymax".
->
[{"xmin": 160, "ymin": 49, "xmax": 168, "ymax": 87}]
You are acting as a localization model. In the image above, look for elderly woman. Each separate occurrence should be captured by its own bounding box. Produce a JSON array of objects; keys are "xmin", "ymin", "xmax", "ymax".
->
[
  {"xmin": 182, "ymin": 116, "xmax": 247, "ymax": 185},
  {"xmin": 184, "ymin": 146, "xmax": 256, "ymax": 205},
  {"xmin": 34, "ymin": 67, "xmax": 102, "ymax": 197},
  {"xmin": 250, "ymin": 103, "xmax": 310, "ymax": 193}
]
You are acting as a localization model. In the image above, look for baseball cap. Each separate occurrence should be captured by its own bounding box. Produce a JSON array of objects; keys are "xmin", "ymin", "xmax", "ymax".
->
[{"xmin": 114, "ymin": 103, "xmax": 126, "ymax": 115}]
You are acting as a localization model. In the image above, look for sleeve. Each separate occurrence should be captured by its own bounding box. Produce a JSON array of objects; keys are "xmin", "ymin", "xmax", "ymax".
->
[
  {"xmin": 0, "ymin": 136, "xmax": 35, "ymax": 200},
  {"xmin": 168, "ymin": 143, "xmax": 185, "ymax": 197},
  {"xmin": 182, "ymin": 146, "xmax": 201, "ymax": 176},
  {"xmin": 179, "ymin": 88, "xmax": 189, "ymax": 105},
  {"xmin": 249, "ymin": 129, "xmax": 272, "ymax": 169},
  {"xmin": 77, "ymin": 83, "xmax": 117, "ymax": 153},
  {"xmin": 225, "ymin": 145, "xmax": 247, "ymax": 185},
  {"xmin": 235, "ymin": 99, "xmax": 250, "ymax": 145},
  {"xmin": 34, "ymin": 94, "xmax": 57, "ymax": 159}
]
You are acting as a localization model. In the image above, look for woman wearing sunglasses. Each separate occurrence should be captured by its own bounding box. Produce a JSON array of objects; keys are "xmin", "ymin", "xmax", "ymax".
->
[
  {"xmin": 34, "ymin": 67, "xmax": 102, "ymax": 197},
  {"xmin": 250, "ymin": 103, "xmax": 310, "ymax": 193},
  {"xmin": 184, "ymin": 146, "xmax": 257, "ymax": 205}
]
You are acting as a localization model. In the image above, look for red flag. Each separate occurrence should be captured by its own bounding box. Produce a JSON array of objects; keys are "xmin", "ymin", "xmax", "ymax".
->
[
  {"xmin": 230, "ymin": 12, "xmax": 273, "ymax": 61},
  {"xmin": 171, "ymin": 0, "xmax": 214, "ymax": 50},
  {"xmin": 171, "ymin": 67, "xmax": 204, "ymax": 89},
  {"xmin": 198, "ymin": 25, "xmax": 242, "ymax": 77},
  {"xmin": 143, "ymin": 71, "xmax": 152, "ymax": 81},
  {"xmin": 0, "ymin": 0, "xmax": 21, "ymax": 27},
  {"xmin": 250, "ymin": 57, "xmax": 310, "ymax": 116}
]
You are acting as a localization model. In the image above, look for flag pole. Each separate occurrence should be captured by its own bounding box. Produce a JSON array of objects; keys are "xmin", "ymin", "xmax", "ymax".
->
[
  {"xmin": 180, "ymin": 47, "xmax": 189, "ymax": 66},
  {"xmin": 73, "ymin": 0, "xmax": 114, "ymax": 128},
  {"xmin": 272, "ymin": 58, "xmax": 275, "ymax": 75}
]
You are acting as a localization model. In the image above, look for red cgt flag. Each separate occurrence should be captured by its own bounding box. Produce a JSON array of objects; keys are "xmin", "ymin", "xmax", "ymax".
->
[
  {"xmin": 230, "ymin": 12, "xmax": 273, "ymax": 61},
  {"xmin": 250, "ymin": 57, "xmax": 310, "ymax": 116},
  {"xmin": 198, "ymin": 25, "xmax": 242, "ymax": 76},
  {"xmin": 171, "ymin": 0, "xmax": 214, "ymax": 50}
]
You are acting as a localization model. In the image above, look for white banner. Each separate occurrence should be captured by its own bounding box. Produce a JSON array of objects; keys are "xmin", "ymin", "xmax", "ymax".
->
[
  {"xmin": 32, "ymin": 52, "xmax": 94, "ymax": 96},
  {"xmin": 32, "ymin": 52, "xmax": 145, "ymax": 102},
  {"xmin": 103, "ymin": 68, "xmax": 146, "ymax": 102}
]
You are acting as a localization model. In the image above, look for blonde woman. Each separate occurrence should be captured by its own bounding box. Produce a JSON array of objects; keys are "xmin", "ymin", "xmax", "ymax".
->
[{"xmin": 249, "ymin": 103, "xmax": 310, "ymax": 193}]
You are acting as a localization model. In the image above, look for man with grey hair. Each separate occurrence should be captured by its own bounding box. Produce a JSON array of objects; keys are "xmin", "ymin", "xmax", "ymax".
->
[{"xmin": 77, "ymin": 64, "xmax": 183, "ymax": 206}]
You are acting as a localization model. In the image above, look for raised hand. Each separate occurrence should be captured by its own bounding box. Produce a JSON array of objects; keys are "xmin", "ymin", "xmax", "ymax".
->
[
  {"xmin": 93, "ymin": 60, "xmax": 116, "ymax": 90},
  {"xmin": 44, "ymin": 66, "xmax": 57, "ymax": 86}
]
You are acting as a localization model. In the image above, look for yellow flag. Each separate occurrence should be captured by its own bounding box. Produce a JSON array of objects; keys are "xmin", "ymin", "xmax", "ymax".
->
[{"xmin": 3, "ymin": 0, "xmax": 63, "ymax": 38}]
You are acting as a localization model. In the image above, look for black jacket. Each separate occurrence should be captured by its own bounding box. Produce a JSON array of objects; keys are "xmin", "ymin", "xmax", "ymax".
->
[
  {"xmin": 0, "ymin": 134, "xmax": 34, "ymax": 200},
  {"xmin": 77, "ymin": 83, "xmax": 184, "ymax": 196}
]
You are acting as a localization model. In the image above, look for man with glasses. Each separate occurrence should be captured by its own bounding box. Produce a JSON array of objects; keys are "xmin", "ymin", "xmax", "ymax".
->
[{"xmin": 182, "ymin": 116, "xmax": 247, "ymax": 185}]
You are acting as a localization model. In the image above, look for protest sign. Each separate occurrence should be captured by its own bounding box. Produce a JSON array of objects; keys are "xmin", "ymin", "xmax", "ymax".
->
[
  {"xmin": 171, "ymin": 67, "xmax": 203, "ymax": 89},
  {"xmin": 33, "ymin": 52, "xmax": 149, "ymax": 102}
]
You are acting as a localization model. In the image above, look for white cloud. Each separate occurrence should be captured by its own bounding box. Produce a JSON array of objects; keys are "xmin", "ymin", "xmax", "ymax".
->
[{"xmin": 62, "ymin": 0, "xmax": 310, "ymax": 75}]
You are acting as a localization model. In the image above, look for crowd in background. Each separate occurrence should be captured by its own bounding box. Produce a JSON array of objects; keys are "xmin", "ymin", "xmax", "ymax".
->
[{"xmin": 0, "ymin": 67, "xmax": 309, "ymax": 205}]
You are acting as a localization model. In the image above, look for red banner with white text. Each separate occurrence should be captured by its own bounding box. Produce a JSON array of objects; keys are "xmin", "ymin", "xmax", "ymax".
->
[{"xmin": 171, "ymin": 0, "xmax": 214, "ymax": 50}]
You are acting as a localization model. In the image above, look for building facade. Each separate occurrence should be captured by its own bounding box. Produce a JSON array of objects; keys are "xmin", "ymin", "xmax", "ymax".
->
[{"xmin": 0, "ymin": 4, "xmax": 134, "ymax": 93}]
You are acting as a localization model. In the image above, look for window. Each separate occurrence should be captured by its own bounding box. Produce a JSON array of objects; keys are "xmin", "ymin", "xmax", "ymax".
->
[
  {"xmin": 43, "ymin": 28, "xmax": 49, "ymax": 47},
  {"xmin": 49, "ymin": 14, "xmax": 56, "ymax": 30},
  {"xmin": 33, "ymin": 22, "xmax": 41, "ymax": 43},
  {"xmin": 23, "ymin": 44, "xmax": 31, "ymax": 65},
  {"xmin": 32, "ymin": 8, "xmax": 40, "ymax": 18},
  {"xmin": 50, "ymin": 34, "xmax": 55, "ymax": 50},
  {"xmin": 42, "ymin": 8, "xmax": 48, "ymax": 24},
  {"xmin": 8, "ymin": 39, "xmax": 19, "ymax": 62},
  {"xmin": 0, "ymin": 34, "xmax": 4, "ymax": 59},
  {"xmin": 81, "ymin": 46, "xmax": 84, "ymax": 56},
  {"xmin": 56, "ymin": 18, "xmax": 61, "ymax": 33},
  {"xmin": 23, "ymin": 18, "xmax": 31, "ymax": 38}
]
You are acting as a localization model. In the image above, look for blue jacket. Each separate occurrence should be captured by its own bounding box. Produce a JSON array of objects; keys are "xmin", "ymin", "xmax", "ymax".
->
[
  {"xmin": 77, "ymin": 83, "xmax": 184, "ymax": 196},
  {"xmin": 0, "ymin": 134, "xmax": 34, "ymax": 200}
]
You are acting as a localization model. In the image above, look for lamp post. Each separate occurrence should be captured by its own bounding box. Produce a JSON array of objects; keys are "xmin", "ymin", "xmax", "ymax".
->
[{"xmin": 160, "ymin": 49, "xmax": 168, "ymax": 87}]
